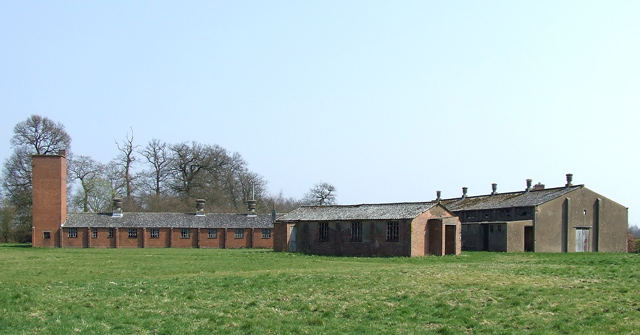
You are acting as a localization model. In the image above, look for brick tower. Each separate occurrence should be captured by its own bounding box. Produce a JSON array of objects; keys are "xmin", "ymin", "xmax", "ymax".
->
[{"xmin": 32, "ymin": 150, "xmax": 67, "ymax": 247}]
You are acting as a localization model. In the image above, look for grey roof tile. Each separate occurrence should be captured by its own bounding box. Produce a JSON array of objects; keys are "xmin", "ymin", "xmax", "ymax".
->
[
  {"xmin": 441, "ymin": 185, "xmax": 582, "ymax": 211},
  {"xmin": 63, "ymin": 212, "xmax": 274, "ymax": 229},
  {"xmin": 277, "ymin": 202, "xmax": 439, "ymax": 222}
]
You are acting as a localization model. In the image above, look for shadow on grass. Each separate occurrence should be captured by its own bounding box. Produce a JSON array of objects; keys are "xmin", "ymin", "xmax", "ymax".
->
[{"xmin": 0, "ymin": 243, "xmax": 32, "ymax": 248}]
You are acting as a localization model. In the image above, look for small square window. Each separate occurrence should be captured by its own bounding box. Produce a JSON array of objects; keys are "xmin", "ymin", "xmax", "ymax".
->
[
  {"xmin": 235, "ymin": 229, "xmax": 244, "ymax": 239},
  {"xmin": 43, "ymin": 231, "xmax": 51, "ymax": 239},
  {"xmin": 68, "ymin": 228, "xmax": 78, "ymax": 238},
  {"xmin": 208, "ymin": 229, "xmax": 217, "ymax": 239},
  {"xmin": 92, "ymin": 228, "xmax": 98, "ymax": 238},
  {"xmin": 181, "ymin": 229, "xmax": 190, "ymax": 239},
  {"xmin": 150, "ymin": 228, "xmax": 159, "ymax": 238},
  {"xmin": 128, "ymin": 228, "xmax": 137, "ymax": 238},
  {"xmin": 262, "ymin": 228, "xmax": 271, "ymax": 239}
]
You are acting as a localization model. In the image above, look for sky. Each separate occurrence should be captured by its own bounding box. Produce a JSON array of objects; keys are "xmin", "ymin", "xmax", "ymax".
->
[{"xmin": 1, "ymin": 1, "xmax": 639, "ymax": 226}]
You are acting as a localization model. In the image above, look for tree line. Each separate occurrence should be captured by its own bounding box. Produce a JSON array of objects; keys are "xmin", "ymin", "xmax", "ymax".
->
[{"xmin": 0, "ymin": 115, "xmax": 337, "ymax": 243}]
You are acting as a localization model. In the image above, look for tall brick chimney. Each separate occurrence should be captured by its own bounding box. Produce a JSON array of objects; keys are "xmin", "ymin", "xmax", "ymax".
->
[{"xmin": 32, "ymin": 150, "xmax": 67, "ymax": 247}]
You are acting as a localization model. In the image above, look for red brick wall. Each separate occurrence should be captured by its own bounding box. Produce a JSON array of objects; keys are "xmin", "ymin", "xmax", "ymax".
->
[
  {"xmin": 88, "ymin": 228, "xmax": 116, "ymax": 248},
  {"xmin": 251, "ymin": 228, "xmax": 273, "ymax": 248},
  {"xmin": 171, "ymin": 228, "xmax": 197, "ymax": 248},
  {"xmin": 199, "ymin": 228, "xmax": 226, "ymax": 248},
  {"xmin": 144, "ymin": 228, "xmax": 171, "ymax": 248},
  {"xmin": 61, "ymin": 227, "xmax": 87, "ymax": 248},
  {"xmin": 273, "ymin": 223, "xmax": 289, "ymax": 251},
  {"xmin": 118, "ymin": 228, "xmax": 143, "ymax": 248},
  {"xmin": 32, "ymin": 153, "xmax": 66, "ymax": 247},
  {"xmin": 224, "ymin": 228, "xmax": 251, "ymax": 248}
]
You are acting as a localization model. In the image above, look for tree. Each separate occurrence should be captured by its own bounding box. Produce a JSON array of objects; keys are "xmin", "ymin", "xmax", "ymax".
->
[
  {"xmin": 1, "ymin": 115, "xmax": 71, "ymax": 242},
  {"xmin": 0, "ymin": 199, "xmax": 16, "ymax": 243},
  {"xmin": 115, "ymin": 129, "xmax": 139, "ymax": 210},
  {"xmin": 140, "ymin": 139, "xmax": 170, "ymax": 196},
  {"xmin": 68, "ymin": 155, "xmax": 103, "ymax": 212},
  {"xmin": 302, "ymin": 182, "xmax": 337, "ymax": 206}
]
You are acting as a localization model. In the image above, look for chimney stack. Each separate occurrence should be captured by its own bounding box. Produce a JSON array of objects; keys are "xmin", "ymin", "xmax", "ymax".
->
[
  {"xmin": 112, "ymin": 198, "xmax": 123, "ymax": 217},
  {"xmin": 491, "ymin": 183, "xmax": 498, "ymax": 195},
  {"xmin": 532, "ymin": 182, "xmax": 545, "ymax": 191},
  {"xmin": 565, "ymin": 173, "xmax": 573, "ymax": 187},
  {"xmin": 526, "ymin": 179, "xmax": 532, "ymax": 192},
  {"xmin": 196, "ymin": 199, "xmax": 205, "ymax": 216},
  {"xmin": 462, "ymin": 187, "xmax": 468, "ymax": 199},
  {"xmin": 436, "ymin": 190, "xmax": 441, "ymax": 202}
]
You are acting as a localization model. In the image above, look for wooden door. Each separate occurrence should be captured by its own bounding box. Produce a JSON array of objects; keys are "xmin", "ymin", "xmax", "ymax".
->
[{"xmin": 575, "ymin": 228, "xmax": 590, "ymax": 252}]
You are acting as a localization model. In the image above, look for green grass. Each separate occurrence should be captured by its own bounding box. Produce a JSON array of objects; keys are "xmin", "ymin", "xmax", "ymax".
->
[{"xmin": 1, "ymin": 245, "xmax": 639, "ymax": 334}]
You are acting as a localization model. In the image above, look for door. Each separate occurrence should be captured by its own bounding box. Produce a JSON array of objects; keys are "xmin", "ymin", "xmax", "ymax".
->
[
  {"xmin": 524, "ymin": 226, "xmax": 534, "ymax": 252},
  {"xmin": 575, "ymin": 228, "xmax": 590, "ymax": 252},
  {"xmin": 289, "ymin": 226, "xmax": 298, "ymax": 252},
  {"xmin": 445, "ymin": 225, "xmax": 457, "ymax": 255}
]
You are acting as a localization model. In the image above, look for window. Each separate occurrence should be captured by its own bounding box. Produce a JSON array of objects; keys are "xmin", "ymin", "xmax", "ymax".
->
[
  {"xmin": 43, "ymin": 231, "xmax": 51, "ymax": 239},
  {"xmin": 386, "ymin": 221, "xmax": 399, "ymax": 242},
  {"xmin": 235, "ymin": 229, "xmax": 244, "ymax": 239},
  {"xmin": 262, "ymin": 228, "xmax": 271, "ymax": 239},
  {"xmin": 150, "ymin": 228, "xmax": 159, "ymax": 238},
  {"xmin": 318, "ymin": 222, "xmax": 329, "ymax": 241},
  {"xmin": 498, "ymin": 225, "xmax": 502, "ymax": 233},
  {"xmin": 351, "ymin": 221, "xmax": 362, "ymax": 242},
  {"xmin": 92, "ymin": 228, "xmax": 98, "ymax": 238},
  {"xmin": 68, "ymin": 228, "xmax": 78, "ymax": 238},
  {"xmin": 208, "ymin": 229, "xmax": 217, "ymax": 239},
  {"xmin": 108, "ymin": 228, "xmax": 114, "ymax": 238},
  {"xmin": 490, "ymin": 225, "xmax": 494, "ymax": 233},
  {"xmin": 128, "ymin": 228, "xmax": 137, "ymax": 238},
  {"xmin": 181, "ymin": 229, "xmax": 190, "ymax": 239}
]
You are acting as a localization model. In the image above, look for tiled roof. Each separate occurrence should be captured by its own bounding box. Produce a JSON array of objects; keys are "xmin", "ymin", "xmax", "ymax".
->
[
  {"xmin": 440, "ymin": 185, "xmax": 582, "ymax": 211},
  {"xmin": 62, "ymin": 212, "xmax": 274, "ymax": 229},
  {"xmin": 277, "ymin": 202, "xmax": 439, "ymax": 222}
]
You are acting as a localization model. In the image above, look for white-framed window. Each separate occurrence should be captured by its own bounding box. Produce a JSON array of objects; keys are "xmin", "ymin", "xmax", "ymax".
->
[
  {"xmin": 128, "ymin": 228, "xmax": 137, "ymax": 238},
  {"xmin": 150, "ymin": 228, "xmax": 159, "ymax": 238},
  {"xmin": 262, "ymin": 228, "xmax": 271, "ymax": 239},
  {"xmin": 318, "ymin": 222, "xmax": 329, "ymax": 241},
  {"xmin": 108, "ymin": 228, "xmax": 114, "ymax": 238},
  {"xmin": 235, "ymin": 229, "xmax": 244, "ymax": 239},
  {"xmin": 208, "ymin": 229, "xmax": 217, "ymax": 239},
  {"xmin": 386, "ymin": 221, "xmax": 399, "ymax": 242},
  {"xmin": 181, "ymin": 229, "xmax": 190, "ymax": 239},
  {"xmin": 92, "ymin": 228, "xmax": 98, "ymax": 238},
  {"xmin": 351, "ymin": 221, "xmax": 362, "ymax": 242},
  {"xmin": 68, "ymin": 228, "xmax": 78, "ymax": 238}
]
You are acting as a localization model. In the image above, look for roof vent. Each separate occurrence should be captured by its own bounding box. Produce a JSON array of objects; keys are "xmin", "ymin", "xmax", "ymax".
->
[
  {"xmin": 525, "ymin": 179, "xmax": 532, "ymax": 192},
  {"xmin": 462, "ymin": 187, "xmax": 468, "ymax": 199},
  {"xmin": 565, "ymin": 173, "xmax": 573, "ymax": 187},
  {"xmin": 196, "ymin": 199, "xmax": 205, "ymax": 216},
  {"xmin": 112, "ymin": 198, "xmax": 123, "ymax": 217},
  {"xmin": 491, "ymin": 183, "xmax": 498, "ymax": 195}
]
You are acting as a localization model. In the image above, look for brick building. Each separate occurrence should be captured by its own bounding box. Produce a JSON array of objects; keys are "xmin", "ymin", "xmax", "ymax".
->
[
  {"xmin": 440, "ymin": 175, "xmax": 628, "ymax": 253},
  {"xmin": 32, "ymin": 151, "xmax": 274, "ymax": 249},
  {"xmin": 274, "ymin": 202, "xmax": 461, "ymax": 257}
]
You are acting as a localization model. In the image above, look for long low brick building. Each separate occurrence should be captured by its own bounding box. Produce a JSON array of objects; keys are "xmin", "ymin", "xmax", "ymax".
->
[{"xmin": 32, "ymin": 151, "xmax": 273, "ymax": 249}]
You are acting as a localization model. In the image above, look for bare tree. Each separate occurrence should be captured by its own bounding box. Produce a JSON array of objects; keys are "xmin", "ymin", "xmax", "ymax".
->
[
  {"xmin": 115, "ymin": 129, "xmax": 139, "ymax": 209},
  {"xmin": 140, "ymin": 139, "xmax": 170, "ymax": 196},
  {"xmin": 11, "ymin": 114, "xmax": 71, "ymax": 155},
  {"xmin": 68, "ymin": 155, "xmax": 103, "ymax": 212},
  {"xmin": 302, "ymin": 182, "xmax": 337, "ymax": 206}
]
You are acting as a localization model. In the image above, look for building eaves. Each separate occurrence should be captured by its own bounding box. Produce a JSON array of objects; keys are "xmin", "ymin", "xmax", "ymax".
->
[{"xmin": 277, "ymin": 202, "xmax": 438, "ymax": 222}]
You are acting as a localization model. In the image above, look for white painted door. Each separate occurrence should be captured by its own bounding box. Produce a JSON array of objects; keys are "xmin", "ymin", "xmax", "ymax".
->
[
  {"xmin": 289, "ymin": 226, "xmax": 298, "ymax": 252},
  {"xmin": 575, "ymin": 229, "xmax": 590, "ymax": 252}
]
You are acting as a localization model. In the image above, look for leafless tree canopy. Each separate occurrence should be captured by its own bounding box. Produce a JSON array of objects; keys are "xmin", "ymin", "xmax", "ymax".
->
[
  {"xmin": 302, "ymin": 182, "xmax": 337, "ymax": 206},
  {"xmin": 11, "ymin": 114, "xmax": 71, "ymax": 155}
]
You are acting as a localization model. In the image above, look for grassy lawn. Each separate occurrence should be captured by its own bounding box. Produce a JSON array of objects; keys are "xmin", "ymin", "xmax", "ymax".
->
[{"xmin": 0, "ymin": 245, "xmax": 639, "ymax": 334}]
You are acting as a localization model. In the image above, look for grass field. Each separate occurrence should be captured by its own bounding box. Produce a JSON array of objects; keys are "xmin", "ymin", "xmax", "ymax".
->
[{"xmin": 1, "ymin": 245, "xmax": 639, "ymax": 334}]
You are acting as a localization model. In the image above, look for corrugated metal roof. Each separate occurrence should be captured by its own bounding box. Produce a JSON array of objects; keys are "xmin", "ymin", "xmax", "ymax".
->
[
  {"xmin": 62, "ymin": 212, "xmax": 273, "ymax": 229},
  {"xmin": 441, "ymin": 185, "xmax": 582, "ymax": 211},
  {"xmin": 277, "ymin": 202, "xmax": 439, "ymax": 222}
]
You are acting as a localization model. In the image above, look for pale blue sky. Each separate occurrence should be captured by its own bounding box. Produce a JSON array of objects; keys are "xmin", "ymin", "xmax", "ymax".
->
[{"xmin": 1, "ymin": 1, "xmax": 639, "ymax": 226}]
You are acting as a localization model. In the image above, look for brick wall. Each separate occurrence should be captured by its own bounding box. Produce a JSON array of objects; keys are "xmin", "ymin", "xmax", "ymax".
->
[{"xmin": 32, "ymin": 153, "xmax": 66, "ymax": 247}]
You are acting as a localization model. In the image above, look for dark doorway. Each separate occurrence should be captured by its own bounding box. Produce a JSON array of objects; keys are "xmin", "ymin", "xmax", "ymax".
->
[
  {"xmin": 445, "ymin": 225, "xmax": 456, "ymax": 255},
  {"xmin": 524, "ymin": 226, "xmax": 534, "ymax": 252}
]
